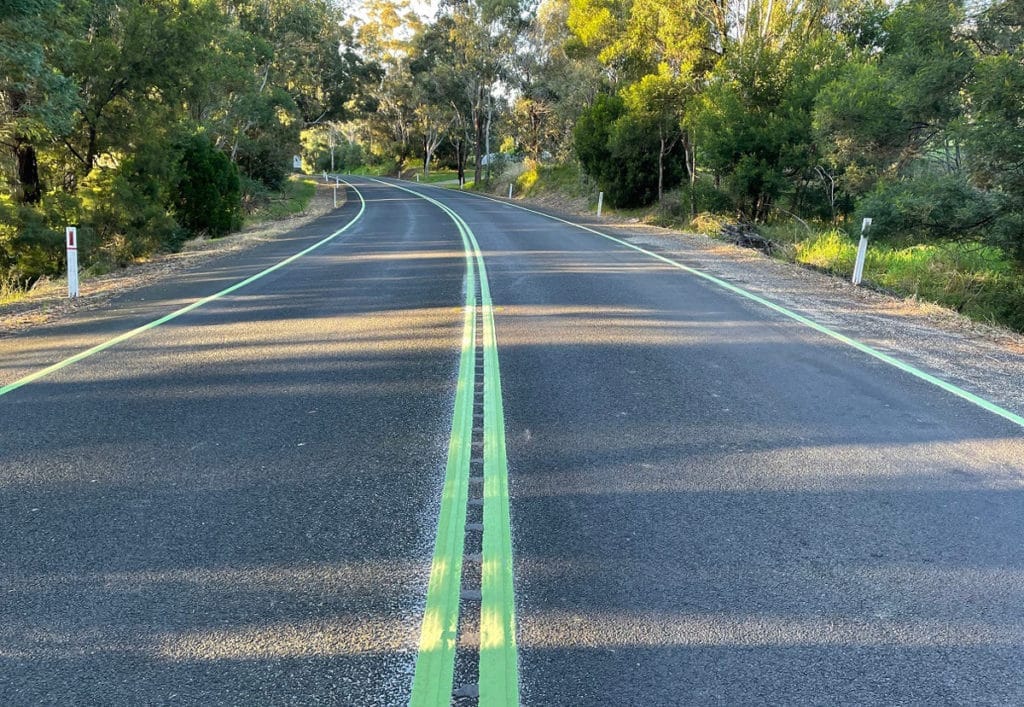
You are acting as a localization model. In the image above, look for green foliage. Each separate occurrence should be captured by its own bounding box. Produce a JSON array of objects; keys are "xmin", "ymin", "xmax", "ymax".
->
[
  {"xmin": 854, "ymin": 174, "xmax": 1003, "ymax": 248},
  {"xmin": 792, "ymin": 229, "xmax": 1024, "ymax": 331},
  {"xmin": 244, "ymin": 175, "xmax": 316, "ymax": 221},
  {"xmin": 960, "ymin": 5, "xmax": 1024, "ymax": 264},
  {"xmin": 604, "ymin": 111, "xmax": 683, "ymax": 207},
  {"xmin": 694, "ymin": 38, "xmax": 838, "ymax": 221},
  {"xmin": 813, "ymin": 0, "xmax": 971, "ymax": 201},
  {"xmin": 653, "ymin": 181, "xmax": 732, "ymax": 225},
  {"xmin": 575, "ymin": 92, "xmax": 684, "ymax": 208},
  {"xmin": 0, "ymin": 196, "xmax": 64, "ymax": 287},
  {"xmin": 174, "ymin": 134, "xmax": 242, "ymax": 237},
  {"xmin": 79, "ymin": 145, "xmax": 184, "ymax": 266},
  {"xmin": 514, "ymin": 161, "xmax": 589, "ymax": 198},
  {"xmin": 0, "ymin": 0, "xmax": 374, "ymax": 292},
  {"xmin": 574, "ymin": 94, "xmax": 624, "ymax": 182},
  {"xmin": 302, "ymin": 127, "xmax": 365, "ymax": 172}
]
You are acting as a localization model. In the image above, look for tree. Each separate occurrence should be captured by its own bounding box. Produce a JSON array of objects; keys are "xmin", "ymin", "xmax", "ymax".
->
[
  {"xmin": 574, "ymin": 93, "xmax": 624, "ymax": 185},
  {"xmin": 574, "ymin": 90, "xmax": 685, "ymax": 208},
  {"xmin": 959, "ymin": 0, "xmax": 1024, "ymax": 262},
  {"xmin": 693, "ymin": 34, "xmax": 840, "ymax": 221},
  {"xmin": 510, "ymin": 0, "xmax": 605, "ymax": 162},
  {"xmin": 0, "ymin": 0, "xmax": 77, "ymax": 204},
  {"xmin": 621, "ymin": 68, "xmax": 687, "ymax": 202},
  {"xmin": 174, "ymin": 133, "xmax": 242, "ymax": 237},
  {"xmin": 814, "ymin": 0, "xmax": 972, "ymax": 200}
]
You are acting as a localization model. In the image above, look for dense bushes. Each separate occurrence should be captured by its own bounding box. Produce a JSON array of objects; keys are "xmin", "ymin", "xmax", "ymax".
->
[
  {"xmin": 175, "ymin": 135, "xmax": 243, "ymax": 237},
  {"xmin": 574, "ymin": 94, "xmax": 685, "ymax": 208},
  {"xmin": 1, "ymin": 0, "xmax": 371, "ymax": 293},
  {"xmin": 0, "ymin": 131, "xmax": 247, "ymax": 289}
]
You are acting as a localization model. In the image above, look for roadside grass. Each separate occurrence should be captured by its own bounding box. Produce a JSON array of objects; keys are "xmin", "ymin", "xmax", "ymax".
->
[
  {"xmin": 513, "ymin": 161, "xmax": 592, "ymax": 200},
  {"xmin": 415, "ymin": 169, "xmax": 461, "ymax": 184},
  {"xmin": 780, "ymin": 228, "xmax": 1024, "ymax": 330},
  {"xmin": 347, "ymin": 165, "xmax": 395, "ymax": 177},
  {"xmin": 0, "ymin": 272, "xmax": 28, "ymax": 306},
  {"xmin": 245, "ymin": 175, "xmax": 317, "ymax": 224}
]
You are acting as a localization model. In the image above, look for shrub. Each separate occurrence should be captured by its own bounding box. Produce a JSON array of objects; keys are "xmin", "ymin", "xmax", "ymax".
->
[
  {"xmin": 575, "ymin": 94, "xmax": 685, "ymax": 209},
  {"xmin": 174, "ymin": 134, "xmax": 243, "ymax": 237},
  {"xmin": 854, "ymin": 174, "xmax": 1002, "ymax": 248},
  {"xmin": 0, "ymin": 200, "xmax": 65, "ymax": 287},
  {"xmin": 79, "ymin": 146, "xmax": 184, "ymax": 267}
]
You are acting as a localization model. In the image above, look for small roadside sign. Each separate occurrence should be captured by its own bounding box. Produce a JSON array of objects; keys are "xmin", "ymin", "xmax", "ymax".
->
[
  {"xmin": 66, "ymin": 226, "xmax": 79, "ymax": 298},
  {"xmin": 293, "ymin": 155, "xmax": 302, "ymax": 170}
]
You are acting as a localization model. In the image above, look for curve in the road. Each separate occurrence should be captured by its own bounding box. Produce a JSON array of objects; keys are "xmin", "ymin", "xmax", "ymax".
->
[
  {"xmin": 380, "ymin": 179, "xmax": 520, "ymax": 707},
  {"xmin": 0, "ymin": 180, "xmax": 368, "ymax": 399}
]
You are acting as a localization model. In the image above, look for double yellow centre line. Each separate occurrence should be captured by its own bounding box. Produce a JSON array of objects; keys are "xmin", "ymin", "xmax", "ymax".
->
[{"xmin": 370, "ymin": 180, "xmax": 519, "ymax": 706}]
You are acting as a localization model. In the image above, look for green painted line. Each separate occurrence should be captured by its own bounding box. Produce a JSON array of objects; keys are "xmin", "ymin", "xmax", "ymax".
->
[
  {"xmin": 0, "ymin": 181, "xmax": 368, "ymax": 399},
  {"xmin": 409, "ymin": 245, "xmax": 477, "ymax": 705},
  {"xmin": 474, "ymin": 239, "xmax": 520, "ymax": 707},
  {"xmin": 372, "ymin": 178, "xmax": 519, "ymax": 706},
  {"xmin": 449, "ymin": 187, "xmax": 1024, "ymax": 431}
]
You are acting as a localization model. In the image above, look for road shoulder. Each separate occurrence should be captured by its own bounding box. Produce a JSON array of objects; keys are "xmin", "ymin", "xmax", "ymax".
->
[{"xmin": 0, "ymin": 181, "xmax": 340, "ymax": 337}]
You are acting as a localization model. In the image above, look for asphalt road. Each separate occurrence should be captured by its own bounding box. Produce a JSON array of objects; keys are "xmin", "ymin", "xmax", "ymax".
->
[
  {"xmin": 0, "ymin": 183, "xmax": 467, "ymax": 703},
  {"xmin": 3, "ymin": 177, "xmax": 1024, "ymax": 704}
]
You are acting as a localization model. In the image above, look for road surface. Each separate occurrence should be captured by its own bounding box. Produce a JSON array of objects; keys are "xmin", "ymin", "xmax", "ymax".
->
[{"xmin": 1, "ymin": 177, "xmax": 1022, "ymax": 704}]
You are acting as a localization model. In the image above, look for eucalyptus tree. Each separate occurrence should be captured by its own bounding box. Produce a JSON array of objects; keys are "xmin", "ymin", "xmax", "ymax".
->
[
  {"xmin": 56, "ymin": 0, "xmax": 222, "ymax": 181},
  {"xmin": 0, "ymin": 0, "xmax": 77, "ymax": 205},
  {"xmin": 344, "ymin": 0, "xmax": 421, "ymax": 169},
  {"xmin": 219, "ymin": 0, "xmax": 375, "ymax": 187},
  {"xmin": 509, "ymin": 0, "xmax": 605, "ymax": 161}
]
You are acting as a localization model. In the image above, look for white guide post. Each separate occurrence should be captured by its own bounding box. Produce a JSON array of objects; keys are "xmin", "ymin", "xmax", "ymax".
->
[
  {"xmin": 852, "ymin": 217, "xmax": 872, "ymax": 286},
  {"xmin": 333, "ymin": 177, "xmax": 339, "ymax": 208},
  {"xmin": 66, "ymin": 226, "xmax": 79, "ymax": 298},
  {"xmin": 508, "ymin": 184, "xmax": 513, "ymax": 199},
  {"xmin": 597, "ymin": 192, "xmax": 604, "ymax": 218}
]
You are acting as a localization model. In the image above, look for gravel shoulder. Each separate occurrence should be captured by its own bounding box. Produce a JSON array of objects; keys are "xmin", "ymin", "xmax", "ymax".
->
[
  {"xmin": 497, "ymin": 190, "xmax": 1024, "ymax": 423},
  {"xmin": 0, "ymin": 181, "xmax": 339, "ymax": 337}
]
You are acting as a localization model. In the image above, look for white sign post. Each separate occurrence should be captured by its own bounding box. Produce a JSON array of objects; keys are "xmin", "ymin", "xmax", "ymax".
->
[
  {"xmin": 333, "ymin": 177, "xmax": 339, "ymax": 208},
  {"xmin": 597, "ymin": 192, "xmax": 604, "ymax": 218},
  {"xmin": 508, "ymin": 184, "xmax": 513, "ymax": 199},
  {"xmin": 66, "ymin": 226, "xmax": 79, "ymax": 298},
  {"xmin": 852, "ymin": 217, "xmax": 872, "ymax": 286}
]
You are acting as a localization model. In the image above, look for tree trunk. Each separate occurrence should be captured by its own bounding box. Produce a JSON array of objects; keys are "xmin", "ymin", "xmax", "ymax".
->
[
  {"xmin": 684, "ymin": 132, "xmax": 697, "ymax": 219},
  {"xmin": 658, "ymin": 135, "xmax": 666, "ymax": 202},
  {"xmin": 14, "ymin": 136, "xmax": 43, "ymax": 205},
  {"xmin": 86, "ymin": 123, "xmax": 98, "ymax": 175},
  {"xmin": 456, "ymin": 139, "xmax": 465, "ymax": 186},
  {"xmin": 485, "ymin": 93, "xmax": 492, "ymax": 186},
  {"xmin": 473, "ymin": 86, "xmax": 484, "ymax": 187}
]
